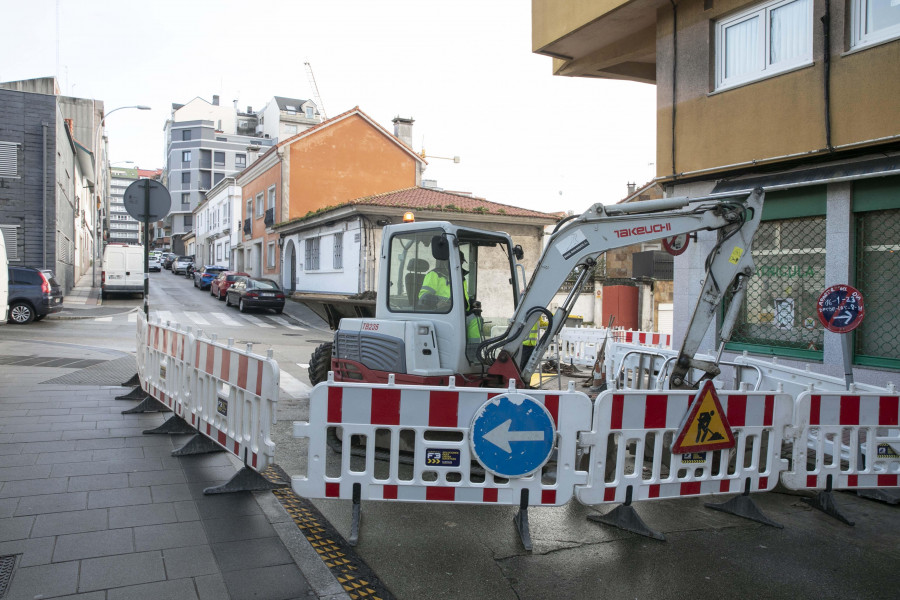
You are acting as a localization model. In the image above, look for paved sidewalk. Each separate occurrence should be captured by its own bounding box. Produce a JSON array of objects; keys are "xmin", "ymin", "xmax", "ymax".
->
[
  {"xmin": 64, "ymin": 273, "xmax": 101, "ymax": 307},
  {"xmin": 0, "ymin": 339, "xmax": 347, "ymax": 600}
]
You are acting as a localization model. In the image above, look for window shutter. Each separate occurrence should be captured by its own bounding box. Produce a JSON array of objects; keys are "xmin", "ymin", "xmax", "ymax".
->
[
  {"xmin": 0, "ymin": 142, "xmax": 18, "ymax": 177},
  {"xmin": 0, "ymin": 224, "xmax": 19, "ymax": 260}
]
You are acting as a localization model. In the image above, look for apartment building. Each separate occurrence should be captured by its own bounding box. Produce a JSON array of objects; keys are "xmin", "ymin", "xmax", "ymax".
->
[
  {"xmin": 107, "ymin": 167, "xmax": 160, "ymax": 244},
  {"xmin": 533, "ymin": 0, "xmax": 900, "ymax": 383},
  {"xmin": 194, "ymin": 176, "xmax": 239, "ymax": 269}
]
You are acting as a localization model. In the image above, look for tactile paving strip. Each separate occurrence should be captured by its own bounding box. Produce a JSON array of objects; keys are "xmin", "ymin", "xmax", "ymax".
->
[
  {"xmin": 263, "ymin": 466, "xmax": 394, "ymax": 600},
  {"xmin": 0, "ymin": 554, "xmax": 18, "ymax": 597},
  {"xmin": 41, "ymin": 355, "xmax": 137, "ymax": 386}
]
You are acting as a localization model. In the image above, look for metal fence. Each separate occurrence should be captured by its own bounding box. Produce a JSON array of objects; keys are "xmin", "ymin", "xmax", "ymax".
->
[
  {"xmin": 855, "ymin": 208, "xmax": 900, "ymax": 366},
  {"xmin": 728, "ymin": 216, "xmax": 826, "ymax": 353}
]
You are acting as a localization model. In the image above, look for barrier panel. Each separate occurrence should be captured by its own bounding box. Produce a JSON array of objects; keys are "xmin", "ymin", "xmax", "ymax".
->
[
  {"xmin": 549, "ymin": 327, "xmax": 673, "ymax": 368},
  {"xmin": 293, "ymin": 375, "xmax": 592, "ymax": 546},
  {"xmin": 576, "ymin": 388, "xmax": 792, "ymax": 506},
  {"xmin": 782, "ymin": 391, "xmax": 900, "ymax": 491},
  {"xmin": 139, "ymin": 314, "xmax": 193, "ymax": 418},
  {"xmin": 188, "ymin": 336, "xmax": 280, "ymax": 473}
]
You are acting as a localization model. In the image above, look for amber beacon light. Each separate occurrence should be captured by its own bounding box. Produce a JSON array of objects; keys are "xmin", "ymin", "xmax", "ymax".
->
[{"xmin": 403, "ymin": 211, "xmax": 415, "ymax": 223}]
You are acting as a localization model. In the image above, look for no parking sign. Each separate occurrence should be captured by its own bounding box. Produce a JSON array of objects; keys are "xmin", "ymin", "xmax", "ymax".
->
[{"xmin": 817, "ymin": 284, "xmax": 865, "ymax": 334}]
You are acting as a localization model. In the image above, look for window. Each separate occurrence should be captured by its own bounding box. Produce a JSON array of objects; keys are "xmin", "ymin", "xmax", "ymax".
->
[
  {"xmin": 851, "ymin": 0, "xmax": 900, "ymax": 48},
  {"xmin": 306, "ymin": 106, "xmax": 314, "ymax": 118},
  {"xmin": 267, "ymin": 186, "xmax": 276, "ymax": 211},
  {"xmin": 223, "ymin": 204, "xmax": 229, "ymax": 223},
  {"xmin": 183, "ymin": 214, "xmax": 193, "ymax": 227},
  {"xmin": 235, "ymin": 154, "xmax": 246, "ymax": 169},
  {"xmin": 284, "ymin": 124, "xmax": 298, "ymax": 135},
  {"xmin": 387, "ymin": 229, "xmax": 452, "ymax": 314},
  {"xmin": 333, "ymin": 232, "xmax": 343, "ymax": 269},
  {"xmin": 181, "ymin": 193, "xmax": 190, "ymax": 208},
  {"xmin": 726, "ymin": 188, "xmax": 826, "ymax": 359},
  {"xmin": 181, "ymin": 129, "xmax": 191, "ymax": 141},
  {"xmin": 182, "ymin": 150, "xmax": 191, "ymax": 163},
  {"xmin": 246, "ymin": 200, "xmax": 252, "ymax": 219},
  {"xmin": 213, "ymin": 172, "xmax": 224, "ymax": 185},
  {"xmin": 214, "ymin": 151, "xmax": 225, "ymax": 166},
  {"xmin": 182, "ymin": 172, "xmax": 190, "ymax": 185},
  {"xmin": 267, "ymin": 242, "xmax": 276, "ymax": 268},
  {"xmin": 217, "ymin": 244, "xmax": 223, "ymax": 260},
  {"xmin": 256, "ymin": 193, "xmax": 264, "ymax": 217},
  {"xmin": 305, "ymin": 237, "xmax": 320, "ymax": 271},
  {"xmin": 715, "ymin": 0, "xmax": 812, "ymax": 90},
  {"xmin": 0, "ymin": 141, "xmax": 20, "ymax": 177},
  {"xmin": 225, "ymin": 242, "xmax": 230, "ymax": 259}
]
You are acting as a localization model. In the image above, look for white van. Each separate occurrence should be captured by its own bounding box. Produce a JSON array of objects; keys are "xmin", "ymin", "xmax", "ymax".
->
[
  {"xmin": 0, "ymin": 229, "xmax": 8, "ymax": 324},
  {"xmin": 102, "ymin": 244, "xmax": 145, "ymax": 300}
]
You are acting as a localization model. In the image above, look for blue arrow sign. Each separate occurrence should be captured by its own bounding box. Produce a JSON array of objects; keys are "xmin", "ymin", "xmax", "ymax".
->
[{"xmin": 470, "ymin": 393, "xmax": 556, "ymax": 478}]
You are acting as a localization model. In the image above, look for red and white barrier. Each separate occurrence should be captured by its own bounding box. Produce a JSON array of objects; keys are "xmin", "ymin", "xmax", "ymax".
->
[
  {"xmin": 293, "ymin": 376, "xmax": 592, "ymax": 506},
  {"xmin": 781, "ymin": 391, "xmax": 900, "ymax": 491},
  {"xmin": 575, "ymin": 389, "xmax": 792, "ymax": 505},
  {"xmin": 190, "ymin": 338, "xmax": 279, "ymax": 470},
  {"xmin": 140, "ymin": 314, "xmax": 193, "ymax": 417}
]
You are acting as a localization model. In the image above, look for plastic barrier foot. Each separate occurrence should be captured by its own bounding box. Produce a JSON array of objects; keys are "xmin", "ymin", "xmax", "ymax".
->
[
  {"xmin": 122, "ymin": 397, "xmax": 172, "ymax": 414},
  {"xmin": 705, "ymin": 479, "xmax": 783, "ymax": 528},
  {"xmin": 121, "ymin": 373, "xmax": 140, "ymax": 387},
  {"xmin": 856, "ymin": 488, "xmax": 900, "ymax": 505},
  {"xmin": 143, "ymin": 416, "xmax": 195, "ymax": 435},
  {"xmin": 800, "ymin": 476, "xmax": 855, "ymax": 525},
  {"xmin": 588, "ymin": 486, "xmax": 666, "ymax": 541},
  {"xmin": 349, "ymin": 483, "xmax": 362, "ymax": 546},
  {"xmin": 115, "ymin": 386, "xmax": 149, "ymax": 401},
  {"xmin": 203, "ymin": 466, "xmax": 289, "ymax": 495},
  {"xmin": 513, "ymin": 489, "xmax": 533, "ymax": 551},
  {"xmin": 171, "ymin": 433, "xmax": 225, "ymax": 456}
]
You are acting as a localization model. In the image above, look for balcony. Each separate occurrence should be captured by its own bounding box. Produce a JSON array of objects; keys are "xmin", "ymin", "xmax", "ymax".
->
[
  {"xmin": 264, "ymin": 208, "xmax": 274, "ymax": 227},
  {"xmin": 243, "ymin": 219, "xmax": 251, "ymax": 235}
]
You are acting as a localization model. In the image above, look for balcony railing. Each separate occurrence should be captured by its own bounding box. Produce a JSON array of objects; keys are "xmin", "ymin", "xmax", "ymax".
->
[{"xmin": 264, "ymin": 208, "xmax": 274, "ymax": 227}]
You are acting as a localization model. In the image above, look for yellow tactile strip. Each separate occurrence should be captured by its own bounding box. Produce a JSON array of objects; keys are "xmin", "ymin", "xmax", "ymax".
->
[{"xmin": 263, "ymin": 466, "xmax": 393, "ymax": 600}]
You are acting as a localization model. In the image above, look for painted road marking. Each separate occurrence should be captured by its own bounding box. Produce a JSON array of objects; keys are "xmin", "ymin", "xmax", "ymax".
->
[
  {"xmin": 237, "ymin": 314, "xmax": 275, "ymax": 328},
  {"xmin": 269, "ymin": 315, "xmax": 305, "ymax": 330},
  {"xmin": 184, "ymin": 312, "xmax": 210, "ymax": 325},
  {"xmin": 211, "ymin": 312, "xmax": 243, "ymax": 327},
  {"xmin": 280, "ymin": 371, "xmax": 313, "ymax": 398},
  {"xmin": 94, "ymin": 317, "xmax": 112, "ymax": 322}
]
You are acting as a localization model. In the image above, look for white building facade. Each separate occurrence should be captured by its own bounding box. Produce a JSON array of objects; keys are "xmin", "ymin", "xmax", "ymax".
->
[{"xmin": 194, "ymin": 177, "xmax": 239, "ymax": 269}]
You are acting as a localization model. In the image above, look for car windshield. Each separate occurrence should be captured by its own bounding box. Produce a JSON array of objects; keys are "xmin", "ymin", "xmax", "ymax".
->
[
  {"xmin": 226, "ymin": 275, "xmax": 242, "ymax": 281},
  {"xmin": 250, "ymin": 279, "xmax": 279, "ymax": 290}
]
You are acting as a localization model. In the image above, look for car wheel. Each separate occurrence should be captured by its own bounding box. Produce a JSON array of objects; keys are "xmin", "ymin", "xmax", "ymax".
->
[
  {"xmin": 273, "ymin": 308, "xmax": 283, "ymax": 314},
  {"xmin": 225, "ymin": 294, "xmax": 232, "ymax": 307},
  {"xmin": 33, "ymin": 314, "xmax": 46, "ymax": 322},
  {"xmin": 193, "ymin": 279, "xmax": 197, "ymax": 287},
  {"xmin": 218, "ymin": 291, "xmax": 225, "ymax": 301},
  {"xmin": 8, "ymin": 302, "xmax": 34, "ymax": 324},
  {"xmin": 239, "ymin": 299, "xmax": 247, "ymax": 313}
]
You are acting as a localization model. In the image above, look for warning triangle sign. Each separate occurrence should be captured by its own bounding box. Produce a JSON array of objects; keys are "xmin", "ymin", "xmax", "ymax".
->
[{"xmin": 672, "ymin": 381, "xmax": 736, "ymax": 454}]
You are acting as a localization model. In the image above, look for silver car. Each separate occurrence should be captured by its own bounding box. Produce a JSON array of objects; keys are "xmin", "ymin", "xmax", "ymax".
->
[{"xmin": 172, "ymin": 256, "xmax": 193, "ymax": 275}]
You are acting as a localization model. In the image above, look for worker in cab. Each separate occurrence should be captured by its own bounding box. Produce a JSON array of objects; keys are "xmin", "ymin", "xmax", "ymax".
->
[
  {"xmin": 466, "ymin": 300, "xmax": 484, "ymax": 364},
  {"xmin": 418, "ymin": 258, "xmax": 451, "ymax": 310}
]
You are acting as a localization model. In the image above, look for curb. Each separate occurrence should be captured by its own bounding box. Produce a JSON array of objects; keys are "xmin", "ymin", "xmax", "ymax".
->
[{"xmin": 48, "ymin": 308, "xmax": 136, "ymax": 321}]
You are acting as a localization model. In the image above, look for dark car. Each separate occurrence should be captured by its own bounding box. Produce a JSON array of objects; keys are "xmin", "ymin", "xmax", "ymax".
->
[
  {"xmin": 193, "ymin": 266, "xmax": 227, "ymax": 290},
  {"xmin": 225, "ymin": 277, "xmax": 285, "ymax": 313},
  {"xmin": 210, "ymin": 272, "xmax": 249, "ymax": 300},
  {"xmin": 163, "ymin": 253, "xmax": 177, "ymax": 270},
  {"xmin": 7, "ymin": 266, "xmax": 63, "ymax": 324}
]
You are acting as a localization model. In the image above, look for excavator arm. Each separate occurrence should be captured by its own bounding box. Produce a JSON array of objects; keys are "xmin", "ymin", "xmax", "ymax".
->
[{"xmin": 481, "ymin": 188, "xmax": 765, "ymax": 388}]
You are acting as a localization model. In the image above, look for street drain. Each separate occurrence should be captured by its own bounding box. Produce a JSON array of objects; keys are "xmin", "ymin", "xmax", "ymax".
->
[{"xmin": 0, "ymin": 554, "xmax": 18, "ymax": 597}]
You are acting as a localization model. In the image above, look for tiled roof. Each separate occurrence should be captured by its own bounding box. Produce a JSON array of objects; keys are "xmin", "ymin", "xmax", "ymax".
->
[
  {"xmin": 320, "ymin": 187, "xmax": 558, "ymax": 220},
  {"xmin": 274, "ymin": 96, "xmax": 310, "ymax": 111}
]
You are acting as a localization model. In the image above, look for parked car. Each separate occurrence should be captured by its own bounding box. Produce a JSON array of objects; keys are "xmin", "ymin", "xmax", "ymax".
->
[
  {"xmin": 101, "ymin": 244, "xmax": 144, "ymax": 299},
  {"xmin": 172, "ymin": 255, "xmax": 193, "ymax": 275},
  {"xmin": 210, "ymin": 272, "xmax": 249, "ymax": 300},
  {"xmin": 7, "ymin": 266, "xmax": 63, "ymax": 324},
  {"xmin": 193, "ymin": 266, "xmax": 227, "ymax": 290},
  {"xmin": 163, "ymin": 253, "xmax": 177, "ymax": 270},
  {"xmin": 225, "ymin": 277, "xmax": 285, "ymax": 313},
  {"xmin": 148, "ymin": 255, "xmax": 162, "ymax": 272}
]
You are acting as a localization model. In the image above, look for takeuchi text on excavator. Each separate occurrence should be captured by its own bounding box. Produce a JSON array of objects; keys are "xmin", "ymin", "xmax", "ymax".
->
[{"xmin": 305, "ymin": 188, "xmax": 765, "ymax": 391}]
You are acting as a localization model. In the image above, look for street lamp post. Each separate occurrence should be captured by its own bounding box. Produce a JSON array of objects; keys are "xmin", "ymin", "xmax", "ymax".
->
[{"xmin": 92, "ymin": 105, "xmax": 150, "ymax": 288}]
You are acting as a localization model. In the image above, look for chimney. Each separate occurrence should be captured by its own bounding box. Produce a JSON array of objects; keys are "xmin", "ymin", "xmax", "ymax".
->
[
  {"xmin": 627, "ymin": 182, "xmax": 636, "ymax": 196},
  {"xmin": 247, "ymin": 144, "xmax": 261, "ymax": 166},
  {"xmin": 392, "ymin": 116, "xmax": 414, "ymax": 148},
  {"xmin": 247, "ymin": 106, "xmax": 252, "ymax": 114},
  {"xmin": 212, "ymin": 95, "xmax": 219, "ymax": 106}
]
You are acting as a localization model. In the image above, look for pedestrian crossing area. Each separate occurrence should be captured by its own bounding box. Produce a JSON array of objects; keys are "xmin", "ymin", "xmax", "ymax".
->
[{"xmin": 109, "ymin": 309, "xmax": 308, "ymax": 331}]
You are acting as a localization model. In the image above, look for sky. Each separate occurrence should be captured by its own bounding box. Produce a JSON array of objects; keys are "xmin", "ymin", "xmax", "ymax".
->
[{"xmin": 0, "ymin": 0, "xmax": 658, "ymax": 215}]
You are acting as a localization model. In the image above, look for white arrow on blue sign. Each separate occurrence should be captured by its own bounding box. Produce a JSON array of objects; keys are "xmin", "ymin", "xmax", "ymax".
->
[{"xmin": 470, "ymin": 393, "xmax": 556, "ymax": 478}]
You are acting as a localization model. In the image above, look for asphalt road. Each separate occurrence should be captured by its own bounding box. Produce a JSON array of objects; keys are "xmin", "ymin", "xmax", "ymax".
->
[{"xmin": 6, "ymin": 274, "xmax": 898, "ymax": 599}]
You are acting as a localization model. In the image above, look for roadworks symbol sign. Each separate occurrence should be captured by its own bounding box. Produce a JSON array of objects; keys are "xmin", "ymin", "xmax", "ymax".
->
[{"xmin": 672, "ymin": 380, "xmax": 736, "ymax": 454}]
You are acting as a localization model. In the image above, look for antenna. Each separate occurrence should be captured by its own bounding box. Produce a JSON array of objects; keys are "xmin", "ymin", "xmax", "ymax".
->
[{"xmin": 304, "ymin": 61, "xmax": 327, "ymax": 120}]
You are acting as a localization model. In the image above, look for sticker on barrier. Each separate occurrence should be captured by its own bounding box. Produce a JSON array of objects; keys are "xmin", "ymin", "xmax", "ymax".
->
[
  {"xmin": 781, "ymin": 391, "xmax": 900, "ymax": 491},
  {"xmin": 575, "ymin": 388, "xmax": 792, "ymax": 506},
  {"xmin": 292, "ymin": 376, "xmax": 592, "ymax": 507},
  {"xmin": 189, "ymin": 337, "xmax": 280, "ymax": 471}
]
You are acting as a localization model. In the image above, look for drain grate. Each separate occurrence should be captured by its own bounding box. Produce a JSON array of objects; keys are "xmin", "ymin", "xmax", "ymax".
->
[
  {"xmin": 0, "ymin": 554, "xmax": 17, "ymax": 597},
  {"xmin": 0, "ymin": 355, "xmax": 105, "ymax": 368},
  {"xmin": 41, "ymin": 355, "xmax": 136, "ymax": 387}
]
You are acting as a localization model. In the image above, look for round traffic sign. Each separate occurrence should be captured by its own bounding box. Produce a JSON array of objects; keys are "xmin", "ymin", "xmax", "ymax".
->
[
  {"xmin": 470, "ymin": 393, "xmax": 555, "ymax": 478},
  {"xmin": 817, "ymin": 284, "xmax": 865, "ymax": 333},
  {"xmin": 662, "ymin": 234, "xmax": 690, "ymax": 256},
  {"xmin": 123, "ymin": 179, "xmax": 171, "ymax": 222}
]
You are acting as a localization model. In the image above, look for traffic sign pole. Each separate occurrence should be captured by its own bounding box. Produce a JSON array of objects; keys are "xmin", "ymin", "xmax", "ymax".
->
[
  {"xmin": 816, "ymin": 284, "xmax": 865, "ymax": 389},
  {"xmin": 143, "ymin": 180, "xmax": 150, "ymax": 317}
]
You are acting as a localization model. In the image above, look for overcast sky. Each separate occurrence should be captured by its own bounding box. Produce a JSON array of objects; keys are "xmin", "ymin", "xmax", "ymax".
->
[{"xmin": 1, "ymin": 0, "xmax": 657, "ymax": 214}]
